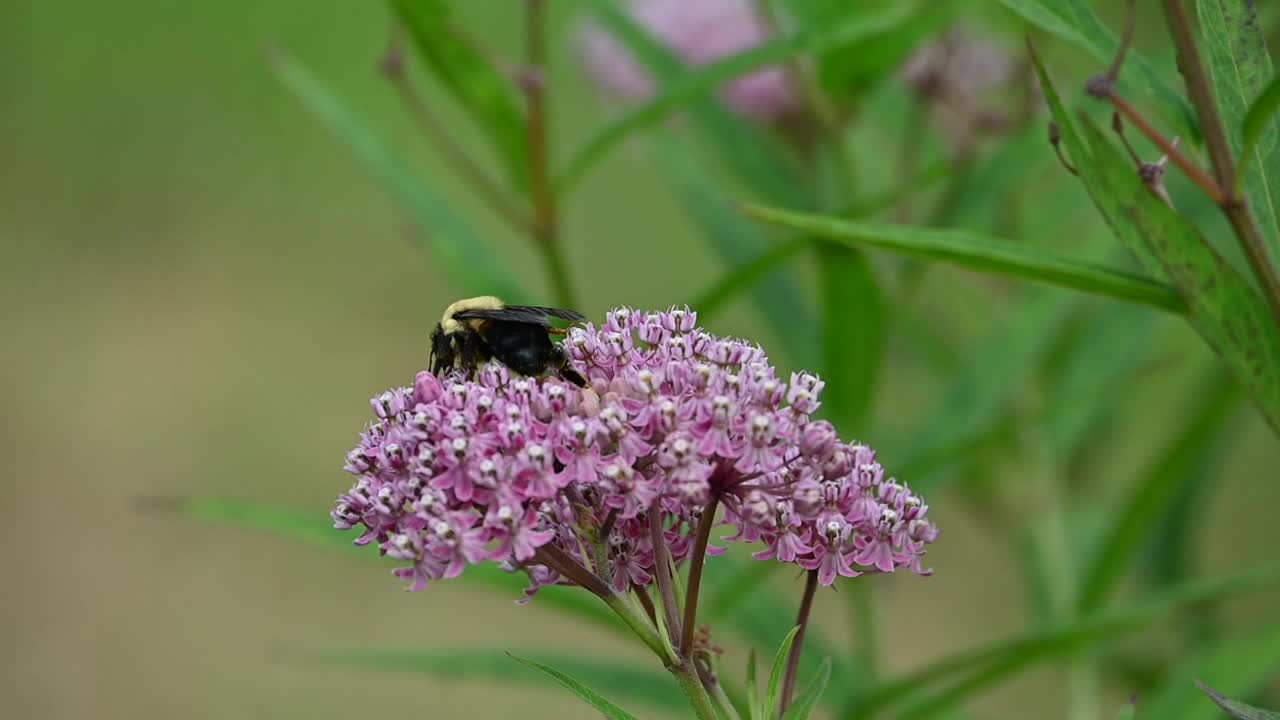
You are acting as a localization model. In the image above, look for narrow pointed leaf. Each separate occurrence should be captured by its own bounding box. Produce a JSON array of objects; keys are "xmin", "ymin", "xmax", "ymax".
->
[
  {"xmin": 507, "ymin": 654, "xmax": 641, "ymax": 720},
  {"xmin": 781, "ymin": 657, "xmax": 832, "ymax": 720},
  {"xmin": 742, "ymin": 205, "xmax": 1186, "ymax": 313},
  {"xmin": 1197, "ymin": 681, "xmax": 1280, "ymax": 720},
  {"xmin": 560, "ymin": 3, "xmax": 920, "ymax": 194},
  {"xmin": 1076, "ymin": 368, "xmax": 1240, "ymax": 613},
  {"xmin": 653, "ymin": 134, "xmax": 818, "ymax": 368},
  {"xmin": 765, "ymin": 626, "xmax": 802, "ymax": 719},
  {"xmin": 1142, "ymin": 623, "xmax": 1280, "ymax": 720},
  {"xmin": 819, "ymin": 243, "xmax": 883, "ymax": 429},
  {"xmin": 273, "ymin": 51, "xmax": 523, "ymax": 299},
  {"xmin": 691, "ymin": 238, "xmax": 811, "ymax": 321},
  {"xmin": 842, "ymin": 563, "xmax": 1280, "ymax": 719},
  {"xmin": 1240, "ymin": 73, "xmax": 1280, "ymax": 186},
  {"xmin": 389, "ymin": 0, "xmax": 528, "ymax": 191},
  {"xmin": 316, "ymin": 648, "xmax": 683, "ymax": 711},
  {"xmin": 1077, "ymin": 115, "xmax": 1280, "ymax": 434},
  {"xmin": 175, "ymin": 497, "xmax": 621, "ymax": 633},
  {"xmin": 1194, "ymin": 0, "xmax": 1280, "ymax": 264},
  {"xmin": 747, "ymin": 649, "xmax": 764, "ymax": 720}
]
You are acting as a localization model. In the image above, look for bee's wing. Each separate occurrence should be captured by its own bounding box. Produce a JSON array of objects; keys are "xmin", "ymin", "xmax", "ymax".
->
[{"xmin": 452, "ymin": 305, "xmax": 586, "ymax": 325}]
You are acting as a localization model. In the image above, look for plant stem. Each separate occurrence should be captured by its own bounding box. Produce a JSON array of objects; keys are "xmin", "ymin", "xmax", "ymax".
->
[
  {"xmin": 672, "ymin": 660, "xmax": 722, "ymax": 720},
  {"xmin": 523, "ymin": 0, "xmax": 578, "ymax": 308},
  {"xmin": 604, "ymin": 592, "xmax": 673, "ymax": 663},
  {"xmin": 780, "ymin": 568, "xmax": 819, "ymax": 714},
  {"xmin": 849, "ymin": 580, "xmax": 880, "ymax": 682},
  {"xmin": 381, "ymin": 29, "xmax": 536, "ymax": 235},
  {"xmin": 1161, "ymin": 0, "xmax": 1280, "ymax": 324},
  {"xmin": 649, "ymin": 506, "xmax": 684, "ymax": 647},
  {"xmin": 681, "ymin": 496, "xmax": 720, "ymax": 658},
  {"xmin": 533, "ymin": 544, "xmax": 612, "ymax": 598}
]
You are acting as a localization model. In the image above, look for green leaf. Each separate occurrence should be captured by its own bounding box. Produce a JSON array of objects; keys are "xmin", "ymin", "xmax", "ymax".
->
[
  {"xmin": 819, "ymin": 243, "xmax": 883, "ymax": 429},
  {"xmin": 507, "ymin": 654, "xmax": 642, "ymax": 720},
  {"xmin": 1142, "ymin": 623, "xmax": 1280, "ymax": 720},
  {"xmin": 995, "ymin": 0, "xmax": 1198, "ymax": 139},
  {"xmin": 781, "ymin": 657, "xmax": 833, "ymax": 720},
  {"xmin": 273, "ymin": 50, "xmax": 523, "ymax": 299},
  {"xmin": 691, "ymin": 238, "xmax": 811, "ymax": 321},
  {"xmin": 742, "ymin": 205, "xmax": 1187, "ymax": 313},
  {"xmin": 747, "ymin": 649, "xmax": 765, "ymax": 720},
  {"xmin": 895, "ymin": 290, "xmax": 1076, "ymax": 488},
  {"xmin": 1032, "ymin": 45, "xmax": 1280, "ymax": 435},
  {"xmin": 560, "ymin": 2, "xmax": 921, "ymax": 195},
  {"xmin": 842, "ymin": 563, "xmax": 1280, "ymax": 719},
  {"xmin": 1194, "ymin": 0, "xmax": 1280, "ymax": 267},
  {"xmin": 389, "ymin": 0, "xmax": 528, "ymax": 192},
  {"xmin": 317, "ymin": 648, "xmax": 683, "ymax": 711},
  {"xmin": 765, "ymin": 626, "xmax": 802, "ymax": 719},
  {"xmin": 1076, "ymin": 368, "xmax": 1240, "ymax": 613},
  {"xmin": 176, "ymin": 497, "xmax": 622, "ymax": 635},
  {"xmin": 1240, "ymin": 73, "xmax": 1280, "ymax": 187},
  {"xmin": 652, "ymin": 134, "xmax": 818, "ymax": 368},
  {"xmin": 1197, "ymin": 681, "xmax": 1280, "ymax": 720},
  {"xmin": 1077, "ymin": 115, "xmax": 1280, "ymax": 435},
  {"xmin": 1115, "ymin": 697, "xmax": 1138, "ymax": 720}
]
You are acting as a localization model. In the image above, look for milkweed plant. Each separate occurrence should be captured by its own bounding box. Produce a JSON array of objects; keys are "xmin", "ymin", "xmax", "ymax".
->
[{"xmin": 189, "ymin": 0, "xmax": 1280, "ymax": 717}]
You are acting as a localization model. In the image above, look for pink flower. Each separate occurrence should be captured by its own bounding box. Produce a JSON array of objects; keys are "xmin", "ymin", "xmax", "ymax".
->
[
  {"xmin": 577, "ymin": 0, "xmax": 801, "ymax": 123},
  {"xmin": 332, "ymin": 307, "xmax": 938, "ymax": 595}
]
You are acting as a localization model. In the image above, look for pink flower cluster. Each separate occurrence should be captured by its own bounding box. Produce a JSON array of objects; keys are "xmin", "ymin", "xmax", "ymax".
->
[
  {"xmin": 577, "ymin": 0, "xmax": 800, "ymax": 123},
  {"xmin": 332, "ymin": 308, "xmax": 937, "ymax": 596}
]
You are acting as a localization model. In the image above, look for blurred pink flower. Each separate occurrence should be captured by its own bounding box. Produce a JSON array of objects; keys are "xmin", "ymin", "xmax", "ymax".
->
[{"xmin": 578, "ymin": 0, "xmax": 800, "ymax": 123}]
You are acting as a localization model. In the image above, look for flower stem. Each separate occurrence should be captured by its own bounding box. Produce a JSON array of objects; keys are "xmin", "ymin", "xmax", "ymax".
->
[
  {"xmin": 672, "ymin": 660, "xmax": 722, "ymax": 720},
  {"xmin": 780, "ymin": 568, "xmax": 819, "ymax": 714},
  {"xmin": 603, "ymin": 592, "xmax": 673, "ymax": 663},
  {"xmin": 380, "ymin": 26, "xmax": 536, "ymax": 234},
  {"xmin": 649, "ymin": 505, "xmax": 684, "ymax": 647},
  {"xmin": 522, "ymin": 0, "xmax": 579, "ymax": 309},
  {"xmin": 681, "ymin": 496, "xmax": 720, "ymax": 658}
]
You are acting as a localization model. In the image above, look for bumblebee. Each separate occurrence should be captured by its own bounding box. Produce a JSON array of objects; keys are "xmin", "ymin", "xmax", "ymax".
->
[{"xmin": 430, "ymin": 296, "xmax": 587, "ymax": 386}]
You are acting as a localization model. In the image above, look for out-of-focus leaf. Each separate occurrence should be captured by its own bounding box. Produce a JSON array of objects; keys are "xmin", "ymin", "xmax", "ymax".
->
[
  {"xmin": 1141, "ymin": 624, "xmax": 1280, "ymax": 720},
  {"xmin": 1194, "ymin": 0, "xmax": 1280, "ymax": 263},
  {"xmin": 562, "ymin": 1, "xmax": 921, "ymax": 198},
  {"xmin": 747, "ymin": 649, "xmax": 765, "ymax": 720},
  {"xmin": 781, "ymin": 657, "xmax": 832, "ymax": 720},
  {"xmin": 766, "ymin": 626, "xmax": 802, "ymax": 719},
  {"xmin": 1076, "ymin": 368, "xmax": 1240, "ymax": 613},
  {"xmin": 389, "ymin": 0, "xmax": 528, "ymax": 191},
  {"xmin": 692, "ymin": 238, "xmax": 811, "ymax": 321},
  {"xmin": 508, "ymin": 654, "xmax": 641, "ymax": 720},
  {"xmin": 743, "ymin": 205, "xmax": 1185, "ymax": 312},
  {"xmin": 819, "ymin": 243, "xmax": 883, "ymax": 429},
  {"xmin": 316, "ymin": 648, "xmax": 683, "ymax": 711},
  {"xmin": 653, "ymin": 135, "xmax": 818, "ymax": 368},
  {"xmin": 1196, "ymin": 681, "xmax": 1280, "ymax": 720},
  {"xmin": 781, "ymin": 0, "xmax": 946, "ymax": 104},
  {"xmin": 997, "ymin": 0, "xmax": 1197, "ymax": 139},
  {"xmin": 177, "ymin": 497, "xmax": 622, "ymax": 634},
  {"xmin": 1240, "ymin": 73, "xmax": 1280, "ymax": 189},
  {"xmin": 1043, "ymin": 303, "xmax": 1161, "ymax": 459},
  {"xmin": 892, "ymin": 290, "xmax": 1075, "ymax": 489},
  {"xmin": 841, "ymin": 563, "xmax": 1280, "ymax": 719},
  {"xmin": 1115, "ymin": 697, "xmax": 1138, "ymax": 720},
  {"xmin": 273, "ymin": 51, "xmax": 523, "ymax": 299}
]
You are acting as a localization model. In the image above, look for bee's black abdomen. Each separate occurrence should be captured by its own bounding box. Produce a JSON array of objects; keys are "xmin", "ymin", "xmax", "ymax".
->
[
  {"xmin": 430, "ymin": 324, "xmax": 453, "ymax": 375},
  {"xmin": 482, "ymin": 320, "xmax": 556, "ymax": 377}
]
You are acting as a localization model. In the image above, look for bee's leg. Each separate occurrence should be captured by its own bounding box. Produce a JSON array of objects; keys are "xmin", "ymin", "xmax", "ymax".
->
[
  {"xmin": 458, "ymin": 328, "xmax": 486, "ymax": 377},
  {"xmin": 546, "ymin": 327, "xmax": 567, "ymax": 337},
  {"xmin": 550, "ymin": 344, "xmax": 586, "ymax": 387},
  {"xmin": 430, "ymin": 324, "xmax": 454, "ymax": 375}
]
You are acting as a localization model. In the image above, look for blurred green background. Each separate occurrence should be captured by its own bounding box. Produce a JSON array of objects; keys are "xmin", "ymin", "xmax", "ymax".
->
[{"xmin": 3, "ymin": 1, "xmax": 1278, "ymax": 718}]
